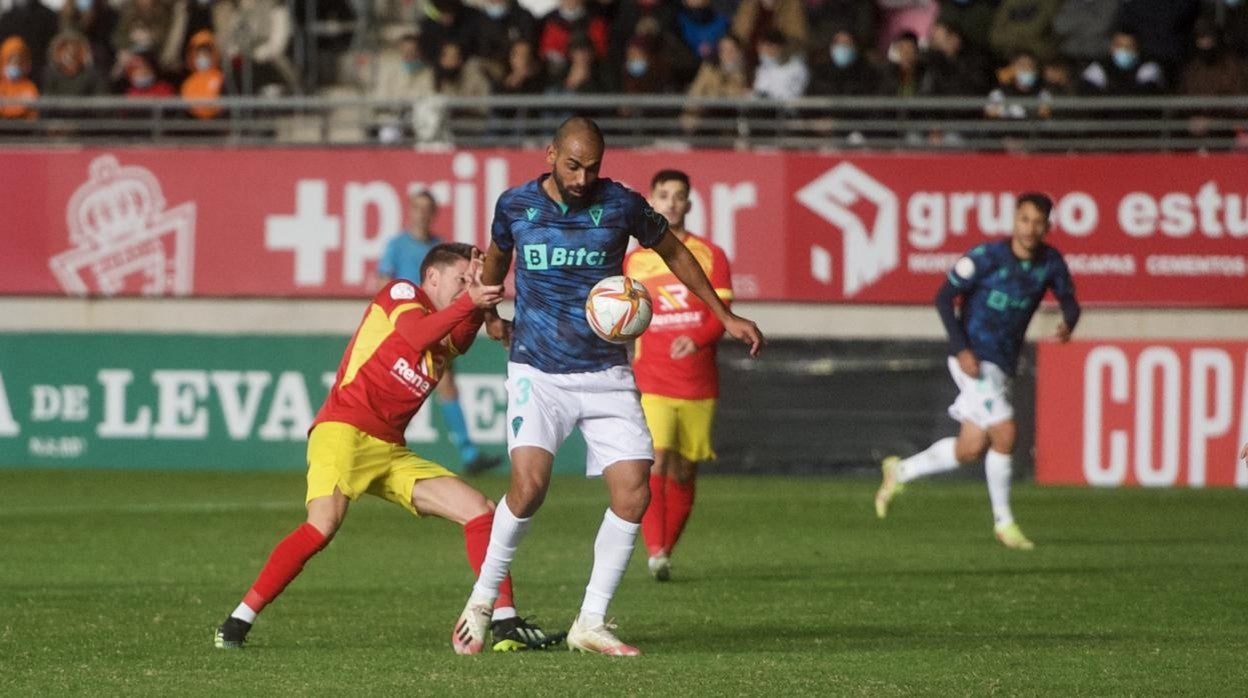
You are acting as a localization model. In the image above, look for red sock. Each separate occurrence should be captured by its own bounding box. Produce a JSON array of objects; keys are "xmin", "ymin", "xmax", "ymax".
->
[
  {"xmin": 242, "ymin": 522, "xmax": 328, "ymax": 613},
  {"xmin": 664, "ymin": 476, "xmax": 697, "ymax": 555},
  {"xmin": 641, "ymin": 473, "xmax": 667, "ymax": 556},
  {"xmin": 464, "ymin": 512, "xmax": 515, "ymax": 611}
]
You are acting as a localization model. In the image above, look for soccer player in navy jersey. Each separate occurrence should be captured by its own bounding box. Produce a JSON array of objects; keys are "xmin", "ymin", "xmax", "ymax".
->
[
  {"xmin": 875, "ymin": 192, "xmax": 1081, "ymax": 550},
  {"xmin": 452, "ymin": 116, "xmax": 765, "ymax": 656}
]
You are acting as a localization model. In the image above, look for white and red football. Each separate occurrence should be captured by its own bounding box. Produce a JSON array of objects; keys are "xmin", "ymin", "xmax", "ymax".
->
[{"xmin": 585, "ymin": 275, "xmax": 653, "ymax": 343}]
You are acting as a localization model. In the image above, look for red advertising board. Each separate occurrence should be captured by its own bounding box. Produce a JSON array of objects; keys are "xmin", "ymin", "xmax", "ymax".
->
[
  {"xmin": 1036, "ymin": 341, "xmax": 1248, "ymax": 488},
  {"xmin": 1, "ymin": 149, "xmax": 1244, "ymax": 304}
]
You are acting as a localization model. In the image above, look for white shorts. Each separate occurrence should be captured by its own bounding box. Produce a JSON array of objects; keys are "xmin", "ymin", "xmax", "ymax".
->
[
  {"xmin": 505, "ymin": 361, "xmax": 654, "ymax": 477},
  {"xmin": 946, "ymin": 356, "xmax": 1014, "ymax": 429}
]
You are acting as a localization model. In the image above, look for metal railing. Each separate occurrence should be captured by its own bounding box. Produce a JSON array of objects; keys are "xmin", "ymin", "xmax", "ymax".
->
[{"xmin": 1, "ymin": 94, "xmax": 1246, "ymax": 152}]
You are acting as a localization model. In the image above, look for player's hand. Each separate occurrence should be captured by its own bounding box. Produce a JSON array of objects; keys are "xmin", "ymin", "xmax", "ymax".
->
[
  {"xmin": 669, "ymin": 335, "xmax": 698, "ymax": 359},
  {"xmin": 723, "ymin": 314, "xmax": 764, "ymax": 357},
  {"xmin": 485, "ymin": 311, "xmax": 513, "ymax": 348},
  {"xmin": 1054, "ymin": 322, "xmax": 1073, "ymax": 343},
  {"xmin": 466, "ymin": 257, "xmax": 504, "ymax": 309},
  {"xmin": 1240, "ymin": 442, "xmax": 1248, "ymax": 462},
  {"xmin": 957, "ymin": 349, "xmax": 980, "ymax": 378}
]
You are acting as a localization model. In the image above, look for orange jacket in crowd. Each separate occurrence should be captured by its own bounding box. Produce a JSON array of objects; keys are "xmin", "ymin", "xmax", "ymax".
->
[
  {"xmin": 1, "ymin": 36, "xmax": 39, "ymax": 120},
  {"xmin": 180, "ymin": 30, "xmax": 224, "ymax": 119}
]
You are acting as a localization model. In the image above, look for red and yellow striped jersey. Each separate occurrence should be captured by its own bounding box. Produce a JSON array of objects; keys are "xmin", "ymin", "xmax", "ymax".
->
[
  {"xmin": 624, "ymin": 233, "xmax": 733, "ymax": 400},
  {"xmin": 312, "ymin": 281, "xmax": 484, "ymax": 444}
]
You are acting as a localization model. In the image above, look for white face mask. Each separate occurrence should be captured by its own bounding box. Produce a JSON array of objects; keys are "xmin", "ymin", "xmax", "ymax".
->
[
  {"xmin": 558, "ymin": 6, "xmax": 585, "ymax": 21},
  {"xmin": 4, "ymin": 64, "xmax": 21, "ymax": 81},
  {"xmin": 194, "ymin": 54, "xmax": 214, "ymax": 71},
  {"xmin": 484, "ymin": 3, "xmax": 507, "ymax": 19}
]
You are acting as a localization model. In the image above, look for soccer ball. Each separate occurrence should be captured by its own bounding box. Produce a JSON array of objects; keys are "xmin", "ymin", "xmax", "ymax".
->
[{"xmin": 585, "ymin": 275, "xmax": 653, "ymax": 343}]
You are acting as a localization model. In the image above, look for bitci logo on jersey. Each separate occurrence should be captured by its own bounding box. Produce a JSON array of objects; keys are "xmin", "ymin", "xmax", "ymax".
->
[
  {"xmin": 521, "ymin": 244, "xmax": 607, "ymax": 270},
  {"xmin": 795, "ymin": 162, "xmax": 899, "ymax": 298}
]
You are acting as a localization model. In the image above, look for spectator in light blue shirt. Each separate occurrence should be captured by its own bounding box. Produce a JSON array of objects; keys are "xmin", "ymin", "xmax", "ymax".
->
[
  {"xmin": 377, "ymin": 190, "xmax": 502, "ymax": 475},
  {"xmin": 378, "ymin": 190, "xmax": 443, "ymax": 285}
]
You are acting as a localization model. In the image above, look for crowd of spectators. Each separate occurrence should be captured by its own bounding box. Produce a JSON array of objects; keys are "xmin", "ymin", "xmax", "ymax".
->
[{"xmin": 1, "ymin": 0, "xmax": 1247, "ymax": 129}]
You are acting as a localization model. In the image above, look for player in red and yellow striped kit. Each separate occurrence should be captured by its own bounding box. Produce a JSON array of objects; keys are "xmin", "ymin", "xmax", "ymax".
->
[
  {"xmin": 623, "ymin": 170, "xmax": 733, "ymax": 582},
  {"xmin": 215, "ymin": 243, "xmax": 562, "ymax": 652}
]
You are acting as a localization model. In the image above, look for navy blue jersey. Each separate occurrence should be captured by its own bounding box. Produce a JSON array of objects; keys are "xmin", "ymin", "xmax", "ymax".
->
[
  {"xmin": 492, "ymin": 175, "xmax": 669, "ymax": 373},
  {"xmin": 936, "ymin": 240, "xmax": 1080, "ymax": 375}
]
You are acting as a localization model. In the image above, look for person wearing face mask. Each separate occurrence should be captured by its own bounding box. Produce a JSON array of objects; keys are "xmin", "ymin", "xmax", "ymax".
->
[
  {"xmin": 0, "ymin": 0, "xmax": 58, "ymax": 79},
  {"xmin": 620, "ymin": 35, "xmax": 673, "ymax": 98},
  {"xmin": 41, "ymin": 29, "xmax": 107, "ymax": 98},
  {"xmin": 985, "ymin": 50, "xmax": 1052, "ymax": 120},
  {"xmin": 1114, "ymin": 0, "xmax": 1199, "ymax": 77},
  {"xmin": 122, "ymin": 51, "xmax": 174, "ymax": 98},
  {"xmin": 180, "ymin": 29, "xmax": 226, "ymax": 119},
  {"xmin": 882, "ymin": 30, "xmax": 921, "ymax": 97},
  {"xmin": 751, "ymin": 29, "xmax": 808, "ymax": 100},
  {"xmin": 1078, "ymin": 30, "xmax": 1164, "ymax": 97},
  {"xmin": 807, "ymin": 0, "xmax": 878, "ymax": 60},
  {"xmin": 808, "ymin": 28, "xmax": 884, "ymax": 98},
  {"xmin": 58, "ymin": 0, "xmax": 119, "ymax": 72},
  {"xmin": 0, "ymin": 35, "xmax": 38, "ymax": 120},
  {"xmin": 163, "ymin": 0, "xmax": 235, "ymax": 76},
  {"xmin": 476, "ymin": 0, "xmax": 538, "ymax": 83}
]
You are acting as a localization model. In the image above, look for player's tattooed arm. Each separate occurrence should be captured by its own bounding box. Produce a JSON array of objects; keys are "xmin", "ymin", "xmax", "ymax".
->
[{"xmin": 652, "ymin": 231, "xmax": 764, "ymax": 357}]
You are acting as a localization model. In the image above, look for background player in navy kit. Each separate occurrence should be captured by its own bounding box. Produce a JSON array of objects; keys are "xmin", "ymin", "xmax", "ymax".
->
[
  {"xmin": 875, "ymin": 192, "xmax": 1080, "ymax": 550},
  {"xmin": 452, "ymin": 117, "xmax": 764, "ymax": 656}
]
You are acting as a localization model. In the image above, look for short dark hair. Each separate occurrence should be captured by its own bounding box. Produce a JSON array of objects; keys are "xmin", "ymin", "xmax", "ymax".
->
[
  {"xmin": 419, "ymin": 242, "xmax": 474, "ymax": 281},
  {"xmin": 409, "ymin": 190, "xmax": 438, "ymax": 212},
  {"xmin": 1017, "ymin": 192, "xmax": 1053, "ymax": 219},
  {"xmin": 650, "ymin": 169, "xmax": 690, "ymax": 192}
]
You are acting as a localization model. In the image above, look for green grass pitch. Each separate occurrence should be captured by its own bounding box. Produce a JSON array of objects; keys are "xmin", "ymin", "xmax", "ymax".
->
[{"xmin": 2, "ymin": 470, "xmax": 1246, "ymax": 696}]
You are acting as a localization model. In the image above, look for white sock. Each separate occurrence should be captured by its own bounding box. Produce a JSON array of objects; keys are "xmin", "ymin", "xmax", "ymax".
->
[
  {"xmin": 491, "ymin": 606, "xmax": 517, "ymax": 622},
  {"xmin": 231, "ymin": 602, "xmax": 257, "ymax": 624},
  {"xmin": 985, "ymin": 449, "xmax": 1014, "ymax": 527},
  {"xmin": 897, "ymin": 437, "xmax": 960, "ymax": 483},
  {"xmin": 470, "ymin": 496, "xmax": 531, "ymax": 605},
  {"xmin": 580, "ymin": 509, "xmax": 639, "ymax": 619}
]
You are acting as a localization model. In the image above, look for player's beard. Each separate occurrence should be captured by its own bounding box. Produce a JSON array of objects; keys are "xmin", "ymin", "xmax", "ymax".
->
[{"xmin": 553, "ymin": 173, "xmax": 590, "ymax": 207}]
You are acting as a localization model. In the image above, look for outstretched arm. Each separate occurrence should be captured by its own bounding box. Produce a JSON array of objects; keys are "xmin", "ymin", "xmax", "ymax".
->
[{"xmin": 652, "ymin": 231, "xmax": 763, "ymax": 357}]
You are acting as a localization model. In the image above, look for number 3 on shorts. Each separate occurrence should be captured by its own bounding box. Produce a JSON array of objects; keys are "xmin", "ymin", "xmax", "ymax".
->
[{"xmin": 514, "ymin": 377, "xmax": 532, "ymax": 406}]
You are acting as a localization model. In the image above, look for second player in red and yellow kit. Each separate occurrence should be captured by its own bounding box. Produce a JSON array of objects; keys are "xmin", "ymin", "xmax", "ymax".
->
[{"xmin": 623, "ymin": 170, "xmax": 733, "ymax": 582}]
